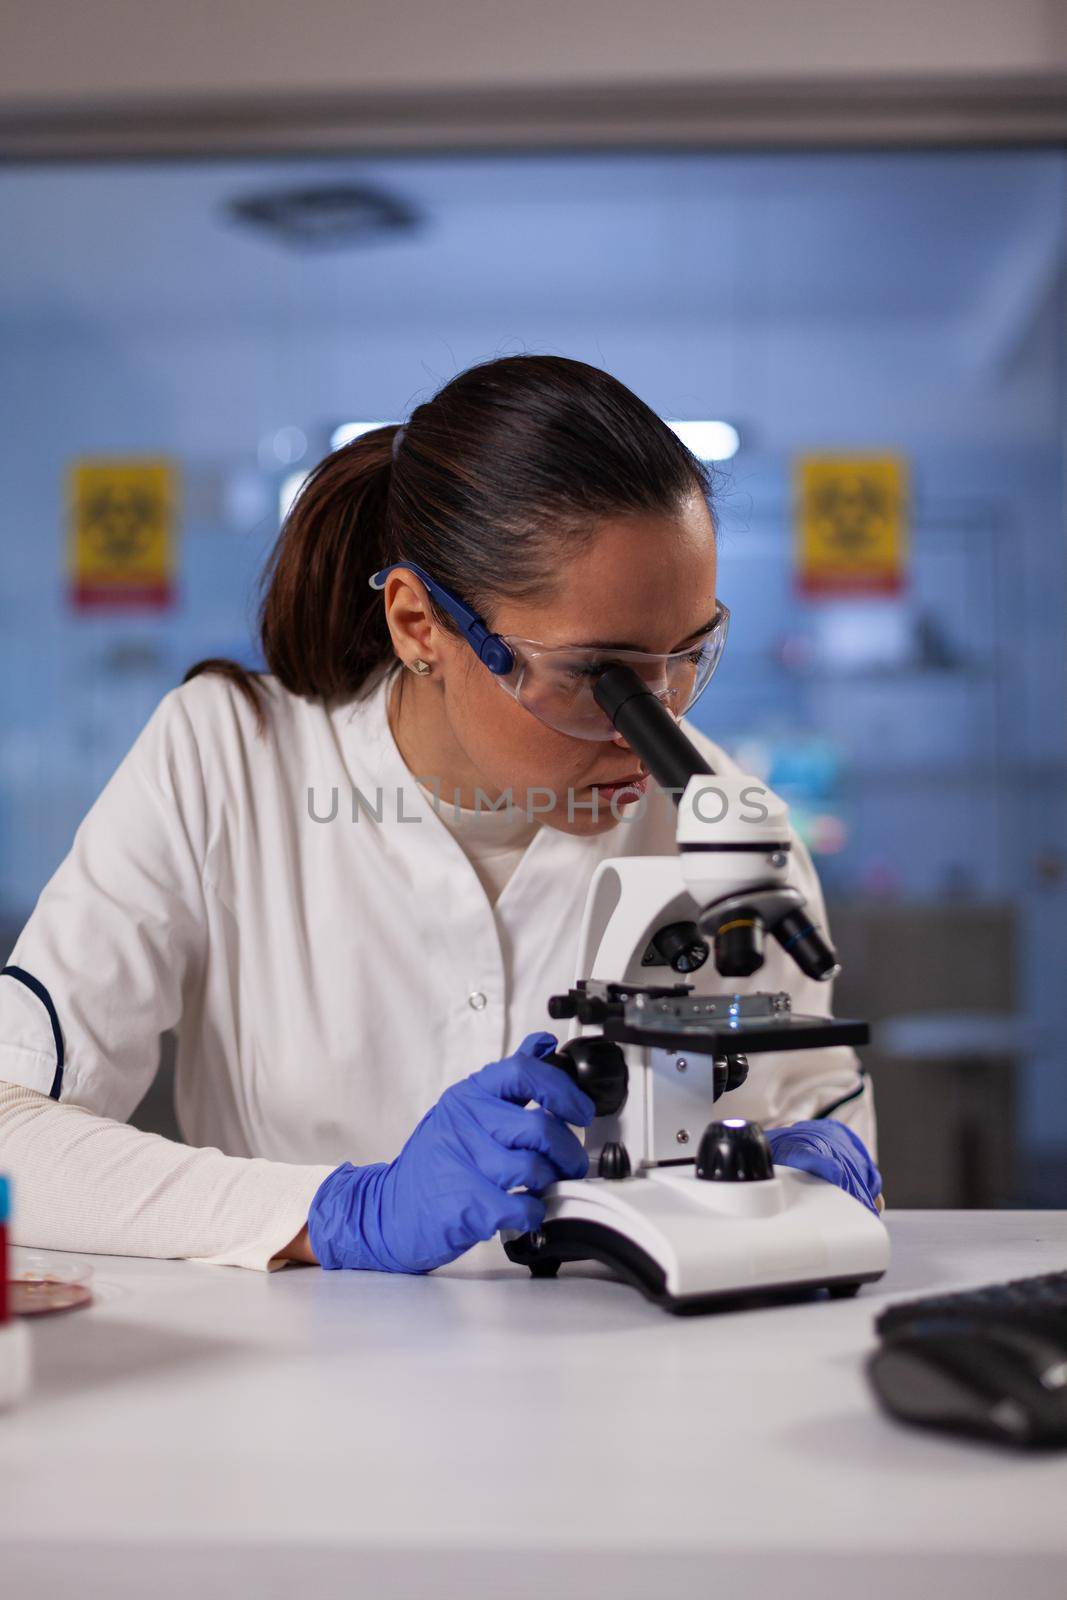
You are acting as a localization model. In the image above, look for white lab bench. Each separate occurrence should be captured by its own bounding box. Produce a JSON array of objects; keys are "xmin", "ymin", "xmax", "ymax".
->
[{"xmin": 2, "ymin": 1212, "xmax": 1066, "ymax": 1599}]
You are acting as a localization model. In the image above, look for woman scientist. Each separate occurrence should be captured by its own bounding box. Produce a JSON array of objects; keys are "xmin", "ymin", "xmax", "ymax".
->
[{"xmin": 0, "ymin": 354, "xmax": 880, "ymax": 1273}]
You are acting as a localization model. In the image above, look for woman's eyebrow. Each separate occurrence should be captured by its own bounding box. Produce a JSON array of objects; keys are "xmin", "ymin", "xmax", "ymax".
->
[{"xmin": 573, "ymin": 615, "xmax": 718, "ymax": 651}]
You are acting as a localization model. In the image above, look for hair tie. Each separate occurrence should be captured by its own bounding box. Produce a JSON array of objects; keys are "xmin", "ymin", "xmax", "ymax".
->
[{"xmin": 391, "ymin": 425, "xmax": 407, "ymax": 461}]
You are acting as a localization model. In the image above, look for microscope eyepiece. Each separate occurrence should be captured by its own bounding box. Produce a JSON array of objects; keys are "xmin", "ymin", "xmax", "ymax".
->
[{"xmin": 593, "ymin": 664, "xmax": 713, "ymax": 797}]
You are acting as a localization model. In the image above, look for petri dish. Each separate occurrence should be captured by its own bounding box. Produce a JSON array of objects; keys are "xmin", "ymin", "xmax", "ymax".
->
[{"xmin": 7, "ymin": 1250, "xmax": 93, "ymax": 1317}]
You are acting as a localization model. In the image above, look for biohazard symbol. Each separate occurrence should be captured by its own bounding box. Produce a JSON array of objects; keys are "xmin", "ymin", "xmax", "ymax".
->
[
  {"xmin": 69, "ymin": 458, "xmax": 176, "ymax": 610},
  {"xmin": 807, "ymin": 472, "xmax": 895, "ymax": 556},
  {"xmin": 796, "ymin": 455, "xmax": 907, "ymax": 596},
  {"xmin": 81, "ymin": 483, "xmax": 163, "ymax": 569}
]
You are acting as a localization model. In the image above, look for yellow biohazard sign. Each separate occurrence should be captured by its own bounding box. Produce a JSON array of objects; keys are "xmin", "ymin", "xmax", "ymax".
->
[
  {"xmin": 795, "ymin": 454, "xmax": 908, "ymax": 597},
  {"xmin": 68, "ymin": 458, "xmax": 178, "ymax": 611}
]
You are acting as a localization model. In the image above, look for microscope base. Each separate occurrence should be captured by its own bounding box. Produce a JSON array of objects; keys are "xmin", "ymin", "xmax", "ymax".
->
[{"xmin": 503, "ymin": 1166, "xmax": 889, "ymax": 1315}]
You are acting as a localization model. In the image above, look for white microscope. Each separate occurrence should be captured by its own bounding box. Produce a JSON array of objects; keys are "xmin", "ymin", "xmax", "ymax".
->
[{"xmin": 504, "ymin": 663, "xmax": 890, "ymax": 1313}]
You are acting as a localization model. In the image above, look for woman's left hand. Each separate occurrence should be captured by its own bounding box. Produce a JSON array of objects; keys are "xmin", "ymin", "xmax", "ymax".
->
[{"xmin": 765, "ymin": 1118, "xmax": 883, "ymax": 1215}]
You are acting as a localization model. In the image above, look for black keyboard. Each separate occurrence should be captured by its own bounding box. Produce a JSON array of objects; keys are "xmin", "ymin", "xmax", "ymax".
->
[
  {"xmin": 868, "ymin": 1270, "xmax": 1067, "ymax": 1448},
  {"xmin": 876, "ymin": 1269, "xmax": 1067, "ymax": 1338}
]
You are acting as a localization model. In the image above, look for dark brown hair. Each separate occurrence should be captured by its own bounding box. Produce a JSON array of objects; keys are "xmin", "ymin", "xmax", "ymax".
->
[{"xmin": 183, "ymin": 353, "xmax": 715, "ymax": 729}]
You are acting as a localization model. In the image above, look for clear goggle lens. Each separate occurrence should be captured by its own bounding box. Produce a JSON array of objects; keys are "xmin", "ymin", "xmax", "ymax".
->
[{"xmin": 494, "ymin": 604, "xmax": 729, "ymax": 741}]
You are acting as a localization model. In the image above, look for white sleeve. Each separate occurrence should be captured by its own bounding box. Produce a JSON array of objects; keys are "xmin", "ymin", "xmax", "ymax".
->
[
  {"xmin": 0, "ymin": 1080, "xmax": 331, "ymax": 1270},
  {"xmin": 0, "ymin": 686, "xmax": 210, "ymax": 1117},
  {"xmin": 0, "ymin": 686, "xmax": 334, "ymax": 1267}
]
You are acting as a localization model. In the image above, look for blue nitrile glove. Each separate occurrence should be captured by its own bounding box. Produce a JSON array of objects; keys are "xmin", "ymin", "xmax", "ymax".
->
[
  {"xmin": 307, "ymin": 1031, "xmax": 595, "ymax": 1273},
  {"xmin": 765, "ymin": 1119, "xmax": 883, "ymax": 1215}
]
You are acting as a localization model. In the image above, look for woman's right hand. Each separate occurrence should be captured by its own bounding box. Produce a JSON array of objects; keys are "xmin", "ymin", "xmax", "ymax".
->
[{"xmin": 306, "ymin": 1031, "xmax": 595, "ymax": 1273}]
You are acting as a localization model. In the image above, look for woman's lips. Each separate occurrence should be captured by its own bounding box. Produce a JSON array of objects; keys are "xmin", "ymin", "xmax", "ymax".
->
[{"xmin": 589, "ymin": 772, "xmax": 648, "ymax": 798}]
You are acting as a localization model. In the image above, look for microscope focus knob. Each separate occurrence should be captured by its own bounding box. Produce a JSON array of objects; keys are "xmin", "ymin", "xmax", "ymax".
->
[
  {"xmin": 695, "ymin": 1119, "xmax": 775, "ymax": 1182},
  {"xmin": 711, "ymin": 1053, "xmax": 750, "ymax": 1100},
  {"xmin": 546, "ymin": 1039, "xmax": 628, "ymax": 1117},
  {"xmin": 725, "ymin": 1053, "xmax": 749, "ymax": 1092},
  {"xmin": 598, "ymin": 1141, "xmax": 632, "ymax": 1180}
]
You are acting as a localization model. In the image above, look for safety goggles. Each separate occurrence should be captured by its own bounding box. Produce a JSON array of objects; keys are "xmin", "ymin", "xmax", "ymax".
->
[{"xmin": 368, "ymin": 559, "xmax": 729, "ymax": 742}]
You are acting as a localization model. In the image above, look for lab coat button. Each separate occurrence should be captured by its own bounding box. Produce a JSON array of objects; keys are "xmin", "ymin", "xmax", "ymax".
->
[{"xmin": 468, "ymin": 991, "xmax": 488, "ymax": 1011}]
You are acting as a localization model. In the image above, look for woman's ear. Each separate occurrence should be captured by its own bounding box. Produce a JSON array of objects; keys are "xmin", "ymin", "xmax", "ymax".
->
[{"xmin": 382, "ymin": 572, "xmax": 438, "ymax": 671}]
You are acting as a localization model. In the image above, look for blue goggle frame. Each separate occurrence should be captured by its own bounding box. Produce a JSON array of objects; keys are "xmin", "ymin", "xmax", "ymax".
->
[{"xmin": 368, "ymin": 561, "xmax": 515, "ymax": 676}]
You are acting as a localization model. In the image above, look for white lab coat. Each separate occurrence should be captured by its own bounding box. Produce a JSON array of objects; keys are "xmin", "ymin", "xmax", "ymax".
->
[{"xmin": 0, "ymin": 663, "xmax": 874, "ymax": 1175}]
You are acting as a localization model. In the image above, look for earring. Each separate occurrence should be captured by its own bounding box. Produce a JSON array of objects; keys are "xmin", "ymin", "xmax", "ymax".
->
[{"xmin": 407, "ymin": 658, "xmax": 432, "ymax": 676}]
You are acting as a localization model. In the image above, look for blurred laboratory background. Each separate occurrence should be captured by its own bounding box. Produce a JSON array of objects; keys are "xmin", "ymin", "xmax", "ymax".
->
[{"xmin": 1, "ymin": 14, "xmax": 1065, "ymax": 1207}]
